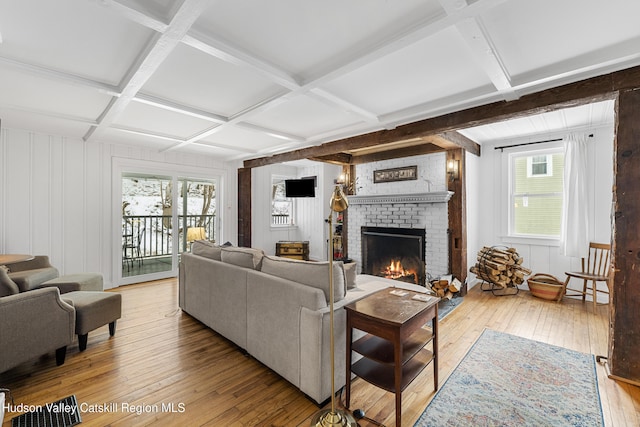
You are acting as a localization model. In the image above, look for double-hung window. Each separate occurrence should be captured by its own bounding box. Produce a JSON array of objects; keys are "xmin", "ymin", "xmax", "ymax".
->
[
  {"xmin": 509, "ymin": 147, "xmax": 565, "ymax": 238},
  {"xmin": 271, "ymin": 175, "xmax": 294, "ymax": 226}
]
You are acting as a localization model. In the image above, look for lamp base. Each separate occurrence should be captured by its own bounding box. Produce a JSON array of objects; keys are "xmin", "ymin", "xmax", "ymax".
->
[{"xmin": 310, "ymin": 409, "xmax": 357, "ymax": 427}]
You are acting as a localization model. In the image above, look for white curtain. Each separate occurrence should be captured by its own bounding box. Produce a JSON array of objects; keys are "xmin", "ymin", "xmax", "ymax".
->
[{"xmin": 560, "ymin": 134, "xmax": 589, "ymax": 257}]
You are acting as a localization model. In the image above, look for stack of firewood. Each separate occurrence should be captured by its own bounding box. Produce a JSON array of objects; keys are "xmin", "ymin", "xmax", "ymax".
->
[
  {"xmin": 470, "ymin": 246, "xmax": 532, "ymax": 288},
  {"xmin": 430, "ymin": 277, "xmax": 461, "ymax": 300}
]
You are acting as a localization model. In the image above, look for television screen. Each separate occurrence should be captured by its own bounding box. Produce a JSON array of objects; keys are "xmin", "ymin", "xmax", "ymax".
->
[{"xmin": 285, "ymin": 178, "xmax": 316, "ymax": 198}]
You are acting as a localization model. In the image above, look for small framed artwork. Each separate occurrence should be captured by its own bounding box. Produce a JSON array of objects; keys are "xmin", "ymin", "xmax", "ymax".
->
[{"xmin": 373, "ymin": 165, "xmax": 418, "ymax": 183}]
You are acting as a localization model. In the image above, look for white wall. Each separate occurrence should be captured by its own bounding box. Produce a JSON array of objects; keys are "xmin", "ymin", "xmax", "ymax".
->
[
  {"xmin": 469, "ymin": 125, "xmax": 614, "ymax": 295},
  {"xmin": 251, "ymin": 161, "xmax": 341, "ymax": 260},
  {"xmin": 0, "ymin": 127, "xmax": 238, "ymax": 289}
]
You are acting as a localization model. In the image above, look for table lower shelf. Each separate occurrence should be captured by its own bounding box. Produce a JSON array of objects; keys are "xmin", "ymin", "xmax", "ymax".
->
[
  {"xmin": 352, "ymin": 328, "xmax": 433, "ymax": 365},
  {"xmin": 351, "ymin": 348, "xmax": 434, "ymax": 393}
]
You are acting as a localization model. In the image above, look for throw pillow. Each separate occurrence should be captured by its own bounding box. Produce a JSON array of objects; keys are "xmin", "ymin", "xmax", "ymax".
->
[
  {"xmin": 191, "ymin": 240, "xmax": 222, "ymax": 260},
  {"xmin": 343, "ymin": 262, "xmax": 357, "ymax": 290},
  {"xmin": 221, "ymin": 247, "xmax": 264, "ymax": 270},
  {"xmin": 260, "ymin": 256, "xmax": 346, "ymax": 302}
]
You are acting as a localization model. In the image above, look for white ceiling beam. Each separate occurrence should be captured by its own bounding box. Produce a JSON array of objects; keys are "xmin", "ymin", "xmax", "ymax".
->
[
  {"xmin": 511, "ymin": 36, "xmax": 640, "ymax": 90},
  {"xmin": 99, "ymin": 0, "xmax": 169, "ymax": 33},
  {"xmin": 0, "ymin": 103, "xmax": 98, "ymax": 125},
  {"xmin": 110, "ymin": 124, "xmax": 258, "ymax": 154},
  {"xmin": 235, "ymin": 122, "xmax": 305, "ymax": 143},
  {"xmin": 133, "ymin": 92, "xmax": 228, "ymax": 123},
  {"xmin": 0, "ymin": 55, "xmax": 119, "ymax": 94},
  {"xmin": 83, "ymin": 0, "xmax": 212, "ymax": 143},
  {"xmin": 110, "ymin": 125, "xmax": 184, "ymax": 143},
  {"xmin": 182, "ymin": 31, "xmax": 301, "ymax": 91},
  {"xmin": 304, "ymin": 0, "xmax": 509, "ymax": 89},
  {"xmin": 437, "ymin": 0, "xmax": 516, "ymax": 100},
  {"xmin": 453, "ymin": 17, "xmax": 517, "ymax": 100},
  {"xmin": 189, "ymin": 0, "xmax": 510, "ymax": 147},
  {"xmin": 307, "ymin": 88, "xmax": 380, "ymax": 124}
]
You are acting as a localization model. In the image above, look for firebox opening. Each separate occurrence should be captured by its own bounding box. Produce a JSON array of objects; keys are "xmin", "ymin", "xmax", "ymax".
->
[{"xmin": 362, "ymin": 227, "xmax": 426, "ymax": 286}]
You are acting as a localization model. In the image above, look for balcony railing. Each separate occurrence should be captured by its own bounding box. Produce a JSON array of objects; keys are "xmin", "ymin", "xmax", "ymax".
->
[
  {"xmin": 122, "ymin": 214, "xmax": 216, "ymax": 260},
  {"xmin": 272, "ymin": 214, "xmax": 291, "ymax": 225}
]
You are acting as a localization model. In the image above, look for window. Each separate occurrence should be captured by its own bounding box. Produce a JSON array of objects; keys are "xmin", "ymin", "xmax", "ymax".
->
[
  {"xmin": 271, "ymin": 176, "xmax": 294, "ymax": 226},
  {"xmin": 509, "ymin": 148, "xmax": 564, "ymax": 238},
  {"xmin": 527, "ymin": 154, "xmax": 553, "ymax": 177}
]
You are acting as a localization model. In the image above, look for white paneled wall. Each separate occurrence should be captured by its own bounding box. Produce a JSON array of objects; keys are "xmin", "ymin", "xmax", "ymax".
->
[
  {"xmin": 471, "ymin": 125, "xmax": 614, "ymax": 299},
  {"xmin": 0, "ymin": 127, "xmax": 238, "ymax": 289},
  {"xmin": 251, "ymin": 161, "xmax": 341, "ymax": 260}
]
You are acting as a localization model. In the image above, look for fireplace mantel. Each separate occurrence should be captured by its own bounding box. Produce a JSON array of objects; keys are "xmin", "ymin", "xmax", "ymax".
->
[{"xmin": 348, "ymin": 191, "xmax": 454, "ymax": 205}]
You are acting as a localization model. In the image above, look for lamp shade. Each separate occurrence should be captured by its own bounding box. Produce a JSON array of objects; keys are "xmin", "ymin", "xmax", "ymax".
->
[
  {"xmin": 186, "ymin": 227, "xmax": 206, "ymax": 242},
  {"xmin": 329, "ymin": 185, "xmax": 348, "ymax": 213}
]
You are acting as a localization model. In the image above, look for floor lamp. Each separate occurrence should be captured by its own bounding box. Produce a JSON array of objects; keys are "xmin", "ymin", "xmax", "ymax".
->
[{"xmin": 310, "ymin": 185, "xmax": 357, "ymax": 427}]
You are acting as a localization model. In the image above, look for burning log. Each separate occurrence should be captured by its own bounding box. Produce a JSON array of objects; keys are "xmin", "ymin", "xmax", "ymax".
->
[{"xmin": 470, "ymin": 246, "xmax": 532, "ymax": 289}]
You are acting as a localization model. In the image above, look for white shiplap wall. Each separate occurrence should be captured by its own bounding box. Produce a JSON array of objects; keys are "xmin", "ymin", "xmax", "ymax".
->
[
  {"xmin": 250, "ymin": 161, "xmax": 341, "ymax": 260},
  {"xmin": 470, "ymin": 125, "xmax": 614, "ymax": 299},
  {"xmin": 0, "ymin": 127, "xmax": 238, "ymax": 289}
]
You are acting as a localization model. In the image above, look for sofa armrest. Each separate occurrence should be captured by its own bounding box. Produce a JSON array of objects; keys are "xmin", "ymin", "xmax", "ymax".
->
[{"xmin": 0, "ymin": 287, "xmax": 75, "ymax": 373}]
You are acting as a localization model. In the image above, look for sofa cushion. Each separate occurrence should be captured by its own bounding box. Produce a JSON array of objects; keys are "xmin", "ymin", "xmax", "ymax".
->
[
  {"xmin": 191, "ymin": 240, "xmax": 223, "ymax": 260},
  {"xmin": 343, "ymin": 262, "xmax": 357, "ymax": 290},
  {"xmin": 221, "ymin": 247, "xmax": 264, "ymax": 270},
  {"xmin": 260, "ymin": 256, "xmax": 346, "ymax": 302}
]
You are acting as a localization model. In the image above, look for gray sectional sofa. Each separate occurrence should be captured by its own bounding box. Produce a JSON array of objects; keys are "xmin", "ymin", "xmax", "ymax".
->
[{"xmin": 179, "ymin": 241, "xmax": 427, "ymax": 404}]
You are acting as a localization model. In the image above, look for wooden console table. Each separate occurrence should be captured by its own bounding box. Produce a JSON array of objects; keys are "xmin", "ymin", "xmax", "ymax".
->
[{"xmin": 345, "ymin": 288, "xmax": 439, "ymax": 427}]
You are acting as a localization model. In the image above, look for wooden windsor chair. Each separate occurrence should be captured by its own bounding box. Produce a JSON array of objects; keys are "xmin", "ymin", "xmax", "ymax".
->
[{"xmin": 558, "ymin": 242, "xmax": 611, "ymax": 312}]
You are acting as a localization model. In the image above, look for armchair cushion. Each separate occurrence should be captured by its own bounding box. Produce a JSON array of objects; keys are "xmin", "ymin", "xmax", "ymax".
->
[{"xmin": 7, "ymin": 256, "xmax": 59, "ymax": 292}]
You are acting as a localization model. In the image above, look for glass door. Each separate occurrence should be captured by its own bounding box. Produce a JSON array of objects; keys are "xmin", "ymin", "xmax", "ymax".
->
[
  {"xmin": 121, "ymin": 174, "xmax": 174, "ymax": 279},
  {"xmin": 120, "ymin": 174, "xmax": 219, "ymax": 282},
  {"xmin": 178, "ymin": 178, "xmax": 217, "ymax": 252}
]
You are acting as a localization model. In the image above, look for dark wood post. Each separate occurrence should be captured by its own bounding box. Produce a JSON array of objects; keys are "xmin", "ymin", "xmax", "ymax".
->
[
  {"xmin": 237, "ymin": 168, "xmax": 251, "ymax": 248},
  {"xmin": 446, "ymin": 148, "xmax": 467, "ymax": 285},
  {"xmin": 609, "ymin": 89, "xmax": 640, "ymax": 385}
]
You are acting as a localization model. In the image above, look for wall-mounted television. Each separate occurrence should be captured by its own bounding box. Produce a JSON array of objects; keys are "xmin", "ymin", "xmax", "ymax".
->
[{"xmin": 285, "ymin": 177, "xmax": 316, "ymax": 198}]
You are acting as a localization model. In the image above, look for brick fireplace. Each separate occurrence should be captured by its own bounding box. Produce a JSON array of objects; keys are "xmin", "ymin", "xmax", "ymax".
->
[
  {"xmin": 346, "ymin": 191, "xmax": 453, "ymax": 280},
  {"xmin": 362, "ymin": 226, "xmax": 426, "ymax": 286}
]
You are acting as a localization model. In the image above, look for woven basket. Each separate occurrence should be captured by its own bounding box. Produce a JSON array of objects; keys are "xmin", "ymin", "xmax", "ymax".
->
[{"xmin": 528, "ymin": 273, "xmax": 564, "ymax": 300}]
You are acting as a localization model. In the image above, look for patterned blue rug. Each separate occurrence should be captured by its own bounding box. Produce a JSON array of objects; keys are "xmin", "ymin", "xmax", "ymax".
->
[{"xmin": 414, "ymin": 329, "xmax": 604, "ymax": 427}]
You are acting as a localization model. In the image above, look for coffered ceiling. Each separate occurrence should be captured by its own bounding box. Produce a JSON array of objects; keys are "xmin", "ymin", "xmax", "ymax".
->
[{"xmin": 0, "ymin": 0, "xmax": 634, "ymax": 161}]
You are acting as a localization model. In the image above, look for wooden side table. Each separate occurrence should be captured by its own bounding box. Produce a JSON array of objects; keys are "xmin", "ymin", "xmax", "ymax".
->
[
  {"xmin": 0, "ymin": 254, "xmax": 34, "ymax": 266},
  {"xmin": 345, "ymin": 288, "xmax": 439, "ymax": 427}
]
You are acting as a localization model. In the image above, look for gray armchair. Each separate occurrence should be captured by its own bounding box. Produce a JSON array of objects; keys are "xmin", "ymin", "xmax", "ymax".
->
[
  {"xmin": 7, "ymin": 255, "xmax": 59, "ymax": 292},
  {"xmin": 0, "ymin": 275, "xmax": 75, "ymax": 373}
]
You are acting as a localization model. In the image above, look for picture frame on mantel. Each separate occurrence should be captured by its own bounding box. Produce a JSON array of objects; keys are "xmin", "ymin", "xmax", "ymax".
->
[{"xmin": 373, "ymin": 165, "xmax": 418, "ymax": 183}]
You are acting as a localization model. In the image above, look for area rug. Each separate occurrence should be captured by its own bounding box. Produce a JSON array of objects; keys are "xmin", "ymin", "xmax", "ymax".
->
[
  {"xmin": 414, "ymin": 329, "xmax": 604, "ymax": 427},
  {"xmin": 12, "ymin": 395, "xmax": 81, "ymax": 427}
]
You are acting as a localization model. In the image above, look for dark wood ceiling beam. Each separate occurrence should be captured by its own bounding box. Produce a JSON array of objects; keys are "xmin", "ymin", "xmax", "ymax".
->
[
  {"xmin": 243, "ymin": 65, "xmax": 640, "ymax": 169},
  {"xmin": 350, "ymin": 143, "xmax": 444, "ymax": 165},
  {"xmin": 309, "ymin": 152, "xmax": 353, "ymax": 165}
]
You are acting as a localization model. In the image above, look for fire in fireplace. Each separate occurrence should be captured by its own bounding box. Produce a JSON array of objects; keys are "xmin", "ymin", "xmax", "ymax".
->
[{"xmin": 362, "ymin": 227, "xmax": 426, "ymax": 286}]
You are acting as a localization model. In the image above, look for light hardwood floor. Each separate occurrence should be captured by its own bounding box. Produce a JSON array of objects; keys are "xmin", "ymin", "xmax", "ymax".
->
[{"xmin": 1, "ymin": 279, "xmax": 638, "ymax": 427}]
